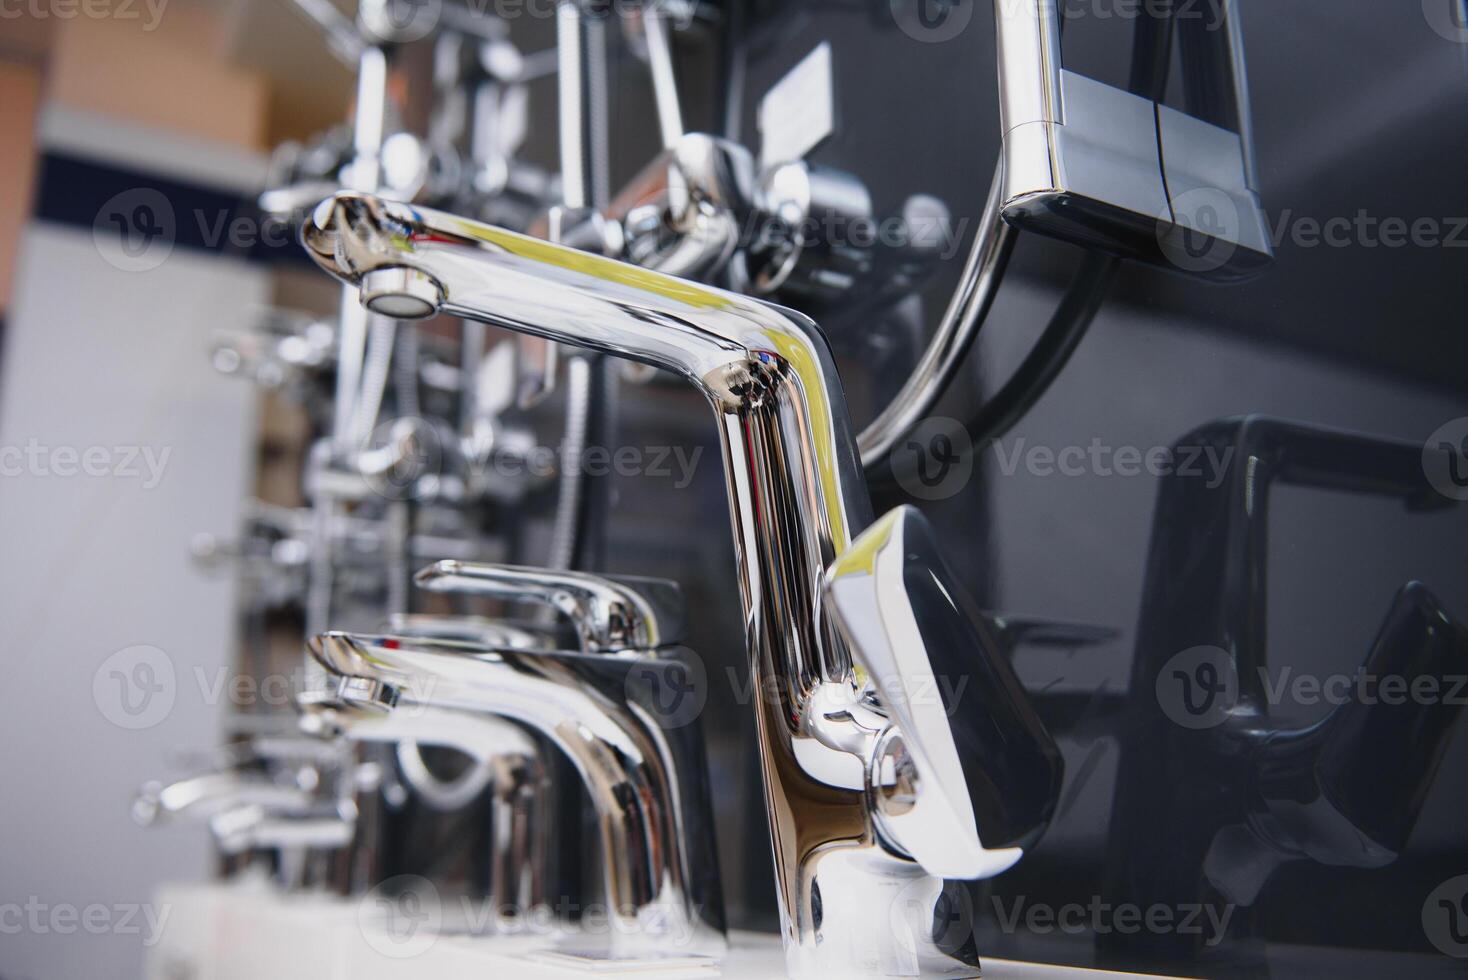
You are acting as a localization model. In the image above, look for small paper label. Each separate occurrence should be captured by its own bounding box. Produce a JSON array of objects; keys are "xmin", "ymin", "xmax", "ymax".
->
[{"xmin": 758, "ymin": 42, "xmax": 835, "ymax": 169}]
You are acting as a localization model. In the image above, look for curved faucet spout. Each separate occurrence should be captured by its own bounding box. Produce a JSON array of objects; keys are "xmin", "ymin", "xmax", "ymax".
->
[
  {"xmin": 302, "ymin": 192, "xmax": 871, "ymax": 688},
  {"xmin": 133, "ymin": 772, "xmax": 315, "ymax": 827},
  {"xmin": 303, "ymin": 630, "xmax": 726, "ymax": 956},
  {"xmin": 134, "ymin": 766, "xmax": 355, "ymax": 891}
]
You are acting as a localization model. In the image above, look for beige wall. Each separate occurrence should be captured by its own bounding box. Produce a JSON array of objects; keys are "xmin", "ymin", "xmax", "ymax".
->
[
  {"xmin": 0, "ymin": 3, "xmax": 271, "ymax": 312},
  {"xmin": 46, "ymin": 5, "xmax": 267, "ymax": 149},
  {"xmin": 0, "ymin": 61, "xmax": 43, "ymax": 311}
]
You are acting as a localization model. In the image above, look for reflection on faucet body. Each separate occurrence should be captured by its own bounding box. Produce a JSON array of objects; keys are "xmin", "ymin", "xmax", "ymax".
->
[
  {"xmin": 301, "ymin": 630, "xmax": 727, "ymax": 956},
  {"xmin": 300, "ymin": 193, "xmax": 1061, "ymax": 976}
]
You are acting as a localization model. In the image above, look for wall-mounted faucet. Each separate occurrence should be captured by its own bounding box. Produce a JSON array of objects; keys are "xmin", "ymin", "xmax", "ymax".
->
[{"xmin": 298, "ymin": 191, "xmax": 1061, "ymax": 977}]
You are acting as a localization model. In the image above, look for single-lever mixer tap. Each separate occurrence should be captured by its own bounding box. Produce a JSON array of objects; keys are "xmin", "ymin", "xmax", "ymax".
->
[
  {"xmin": 299, "ymin": 191, "xmax": 1062, "ymax": 977},
  {"xmin": 301, "ymin": 563, "xmax": 724, "ymax": 955}
]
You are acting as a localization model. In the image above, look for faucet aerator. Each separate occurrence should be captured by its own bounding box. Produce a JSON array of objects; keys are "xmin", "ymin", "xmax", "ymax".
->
[{"xmin": 359, "ymin": 267, "xmax": 444, "ymax": 319}]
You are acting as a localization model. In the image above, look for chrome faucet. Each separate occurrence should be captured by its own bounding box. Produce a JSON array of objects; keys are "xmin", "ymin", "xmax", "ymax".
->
[
  {"xmin": 134, "ymin": 748, "xmax": 358, "ymax": 890},
  {"xmin": 299, "ymin": 671, "xmax": 552, "ymax": 924},
  {"xmin": 299, "ymin": 192, "xmax": 1061, "ymax": 977},
  {"xmin": 414, "ymin": 560, "xmax": 687, "ymax": 653},
  {"xmin": 373, "ymin": 564, "xmax": 689, "ymax": 923},
  {"xmin": 299, "ymin": 629, "xmax": 727, "ymax": 956}
]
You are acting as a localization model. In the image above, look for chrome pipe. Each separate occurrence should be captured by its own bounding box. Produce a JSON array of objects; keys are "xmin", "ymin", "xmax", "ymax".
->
[
  {"xmin": 855, "ymin": 162, "xmax": 1015, "ymax": 471},
  {"xmin": 643, "ymin": 10, "xmax": 684, "ymax": 149}
]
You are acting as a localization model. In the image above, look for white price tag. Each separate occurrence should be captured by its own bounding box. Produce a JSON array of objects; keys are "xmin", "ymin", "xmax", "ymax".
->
[{"xmin": 758, "ymin": 42, "xmax": 835, "ymax": 169}]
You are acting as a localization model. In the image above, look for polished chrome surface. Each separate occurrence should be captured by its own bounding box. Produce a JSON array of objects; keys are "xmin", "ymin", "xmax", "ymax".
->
[
  {"xmin": 300, "ymin": 630, "xmax": 727, "ymax": 955},
  {"xmin": 360, "ymin": 266, "xmax": 444, "ymax": 319},
  {"xmin": 748, "ymin": 160, "xmax": 874, "ymax": 299},
  {"xmin": 299, "ymin": 664, "xmax": 552, "ymax": 922},
  {"xmin": 415, "ymin": 560, "xmax": 687, "ymax": 652},
  {"xmin": 378, "ymin": 610, "xmax": 557, "ymax": 909},
  {"xmin": 622, "ymin": 133, "xmax": 756, "ymax": 281},
  {"xmin": 133, "ymin": 771, "xmax": 316, "ymax": 827},
  {"xmin": 298, "ymin": 191, "xmax": 1046, "ymax": 976},
  {"xmin": 642, "ymin": 9, "xmax": 684, "ymax": 150},
  {"xmin": 824, "ymin": 506, "xmax": 1062, "ymax": 880},
  {"xmin": 206, "ymin": 800, "xmax": 356, "ymax": 858},
  {"xmin": 133, "ymin": 758, "xmax": 358, "ymax": 891},
  {"xmin": 389, "ymin": 568, "xmax": 677, "ymax": 843},
  {"xmin": 855, "ymin": 163, "xmax": 1015, "ymax": 470},
  {"xmin": 993, "ymin": 0, "xmax": 1272, "ymax": 279}
]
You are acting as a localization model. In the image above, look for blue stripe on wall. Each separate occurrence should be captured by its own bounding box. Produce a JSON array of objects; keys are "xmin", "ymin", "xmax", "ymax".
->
[{"xmin": 32, "ymin": 152, "xmax": 314, "ymax": 268}]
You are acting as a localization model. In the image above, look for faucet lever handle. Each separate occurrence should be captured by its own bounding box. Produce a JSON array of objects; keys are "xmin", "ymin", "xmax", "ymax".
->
[
  {"xmin": 414, "ymin": 561, "xmax": 687, "ymax": 653},
  {"xmin": 823, "ymin": 506, "xmax": 1063, "ymax": 880}
]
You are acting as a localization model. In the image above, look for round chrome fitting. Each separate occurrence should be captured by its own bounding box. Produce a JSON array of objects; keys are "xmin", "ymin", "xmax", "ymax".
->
[{"xmin": 360, "ymin": 266, "xmax": 445, "ymax": 320}]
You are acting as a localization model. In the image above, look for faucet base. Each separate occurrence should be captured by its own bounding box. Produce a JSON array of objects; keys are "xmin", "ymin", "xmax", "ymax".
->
[{"xmin": 782, "ymin": 848, "xmax": 982, "ymax": 979}]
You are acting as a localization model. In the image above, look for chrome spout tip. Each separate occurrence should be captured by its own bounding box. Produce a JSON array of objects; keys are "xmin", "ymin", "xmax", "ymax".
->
[
  {"xmin": 301, "ymin": 193, "xmax": 446, "ymax": 311},
  {"xmin": 360, "ymin": 266, "xmax": 445, "ymax": 319},
  {"xmin": 306, "ymin": 630, "xmax": 376, "ymax": 678},
  {"xmin": 413, "ymin": 558, "xmax": 465, "ymax": 587}
]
